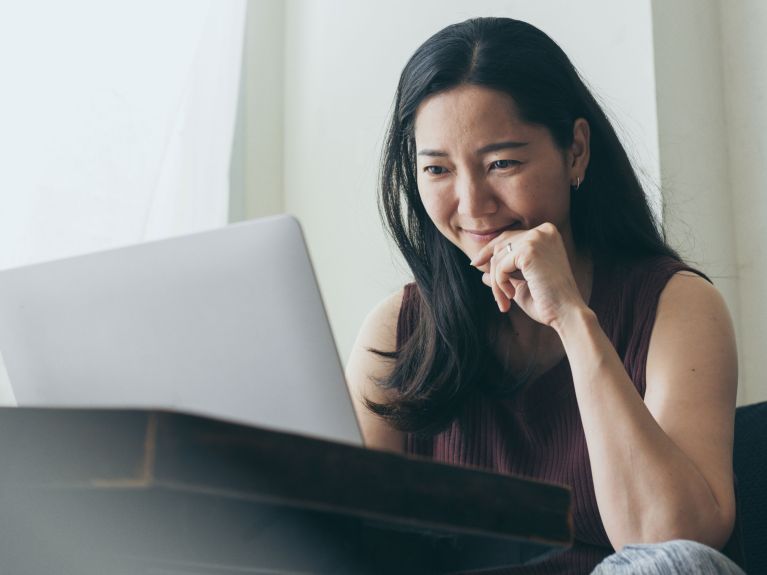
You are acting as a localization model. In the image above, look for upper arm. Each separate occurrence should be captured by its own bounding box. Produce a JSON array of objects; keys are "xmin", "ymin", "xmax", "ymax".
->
[
  {"xmin": 345, "ymin": 289, "xmax": 407, "ymax": 454},
  {"xmin": 645, "ymin": 272, "xmax": 738, "ymax": 544}
]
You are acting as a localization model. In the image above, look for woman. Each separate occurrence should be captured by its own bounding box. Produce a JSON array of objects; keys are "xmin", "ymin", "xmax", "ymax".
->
[{"xmin": 345, "ymin": 17, "xmax": 744, "ymax": 574}]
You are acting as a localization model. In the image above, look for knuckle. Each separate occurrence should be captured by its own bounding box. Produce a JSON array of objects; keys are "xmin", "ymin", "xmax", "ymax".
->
[{"xmin": 539, "ymin": 222, "xmax": 557, "ymax": 235}]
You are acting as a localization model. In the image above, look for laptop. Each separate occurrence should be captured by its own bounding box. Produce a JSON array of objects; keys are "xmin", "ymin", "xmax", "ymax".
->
[{"xmin": 0, "ymin": 214, "xmax": 363, "ymax": 446}]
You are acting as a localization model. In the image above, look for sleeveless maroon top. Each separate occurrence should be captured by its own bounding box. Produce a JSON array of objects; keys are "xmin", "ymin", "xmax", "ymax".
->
[{"xmin": 396, "ymin": 256, "xmax": 707, "ymax": 574}]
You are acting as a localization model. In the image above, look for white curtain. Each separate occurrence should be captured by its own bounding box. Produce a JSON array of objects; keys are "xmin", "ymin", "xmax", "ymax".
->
[
  {"xmin": 0, "ymin": 0, "xmax": 247, "ymax": 270},
  {"xmin": 0, "ymin": 0, "xmax": 247, "ymax": 404}
]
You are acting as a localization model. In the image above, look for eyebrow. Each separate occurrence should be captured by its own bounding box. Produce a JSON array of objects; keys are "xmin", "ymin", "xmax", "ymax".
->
[
  {"xmin": 476, "ymin": 140, "xmax": 529, "ymax": 154},
  {"xmin": 416, "ymin": 140, "xmax": 529, "ymax": 157}
]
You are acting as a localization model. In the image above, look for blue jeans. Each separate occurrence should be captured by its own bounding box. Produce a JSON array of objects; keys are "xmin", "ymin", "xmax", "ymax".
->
[{"xmin": 591, "ymin": 540, "xmax": 746, "ymax": 574}]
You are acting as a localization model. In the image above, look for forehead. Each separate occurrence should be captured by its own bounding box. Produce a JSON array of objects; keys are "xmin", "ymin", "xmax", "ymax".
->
[{"xmin": 414, "ymin": 85, "xmax": 536, "ymax": 147}]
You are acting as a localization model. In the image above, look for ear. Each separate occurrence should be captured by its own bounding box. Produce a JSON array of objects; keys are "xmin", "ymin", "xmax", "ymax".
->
[{"xmin": 568, "ymin": 118, "xmax": 590, "ymax": 187}]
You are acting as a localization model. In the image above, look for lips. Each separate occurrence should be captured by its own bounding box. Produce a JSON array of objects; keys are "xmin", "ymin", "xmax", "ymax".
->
[{"xmin": 462, "ymin": 222, "xmax": 519, "ymax": 241}]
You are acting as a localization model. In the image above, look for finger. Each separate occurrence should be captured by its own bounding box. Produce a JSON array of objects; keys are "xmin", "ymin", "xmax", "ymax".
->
[
  {"xmin": 489, "ymin": 253, "xmax": 510, "ymax": 311},
  {"xmin": 471, "ymin": 241, "xmax": 497, "ymax": 267},
  {"xmin": 475, "ymin": 261, "xmax": 491, "ymax": 273},
  {"xmin": 472, "ymin": 237, "xmax": 507, "ymax": 267},
  {"xmin": 496, "ymin": 284, "xmax": 512, "ymax": 313},
  {"xmin": 494, "ymin": 254, "xmax": 516, "ymax": 302},
  {"xmin": 482, "ymin": 272, "xmax": 514, "ymax": 302},
  {"xmin": 501, "ymin": 277, "xmax": 516, "ymax": 302},
  {"xmin": 491, "ymin": 241, "xmax": 521, "ymax": 276},
  {"xmin": 485, "ymin": 268, "xmax": 516, "ymax": 293},
  {"xmin": 475, "ymin": 240, "xmax": 508, "ymax": 273},
  {"xmin": 508, "ymin": 277, "xmax": 527, "ymax": 291},
  {"xmin": 509, "ymin": 279, "xmax": 528, "ymax": 305},
  {"xmin": 504, "ymin": 278, "xmax": 517, "ymax": 302},
  {"xmin": 470, "ymin": 230, "xmax": 524, "ymax": 267}
]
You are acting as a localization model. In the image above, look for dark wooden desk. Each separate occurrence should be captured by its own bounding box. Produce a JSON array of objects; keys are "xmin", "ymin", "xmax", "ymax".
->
[{"xmin": 0, "ymin": 408, "xmax": 572, "ymax": 574}]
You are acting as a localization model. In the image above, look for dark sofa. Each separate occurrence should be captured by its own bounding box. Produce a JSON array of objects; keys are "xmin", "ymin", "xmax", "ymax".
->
[{"xmin": 731, "ymin": 400, "xmax": 767, "ymax": 573}]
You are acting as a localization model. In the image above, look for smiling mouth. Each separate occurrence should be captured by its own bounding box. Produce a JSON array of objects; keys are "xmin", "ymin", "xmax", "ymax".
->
[{"xmin": 462, "ymin": 223, "xmax": 519, "ymax": 241}]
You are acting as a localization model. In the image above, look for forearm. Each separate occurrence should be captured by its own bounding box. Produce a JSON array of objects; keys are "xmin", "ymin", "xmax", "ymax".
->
[{"xmin": 553, "ymin": 307, "xmax": 731, "ymax": 550}]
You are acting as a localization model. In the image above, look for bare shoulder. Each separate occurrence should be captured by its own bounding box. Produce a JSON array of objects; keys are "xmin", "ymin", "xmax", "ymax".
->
[
  {"xmin": 659, "ymin": 271, "xmax": 731, "ymax": 319},
  {"xmin": 356, "ymin": 288, "xmax": 406, "ymax": 352},
  {"xmin": 647, "ymin": 270, "xmax": 737, "ymax": 400},
  {"xmin": 345, "ymin": 287, "xmax": 408, "ymax": 453}
]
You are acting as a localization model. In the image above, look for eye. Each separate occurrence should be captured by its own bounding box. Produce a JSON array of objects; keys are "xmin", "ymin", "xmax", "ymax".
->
[
  {"xmin": 490, "ymin": 159, "xmax": 521, "ymax": 170},
  {"xmin": 423, "ymin": 165, "xmax": 448, "ymax": 176}
]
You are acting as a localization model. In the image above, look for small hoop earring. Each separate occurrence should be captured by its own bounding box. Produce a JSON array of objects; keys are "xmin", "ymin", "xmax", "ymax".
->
[{"xmin": 574, "ymin": 176, "xmax": 581, "ymax": 190}]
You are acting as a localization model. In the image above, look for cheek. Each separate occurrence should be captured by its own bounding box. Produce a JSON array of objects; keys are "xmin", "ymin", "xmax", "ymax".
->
[
  {"xmin": 418, "ymin": 187, "xmax": 452, "ymax": 226},
  {"xmin": 518, "ymin": 170, "xmax": 570, "ymax": 218}
]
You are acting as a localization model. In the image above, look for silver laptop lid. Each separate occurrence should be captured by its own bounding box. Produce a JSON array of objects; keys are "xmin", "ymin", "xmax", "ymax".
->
[{"xmin": 0, "ymin": 214, "xmax": 363, "ymax": 446}]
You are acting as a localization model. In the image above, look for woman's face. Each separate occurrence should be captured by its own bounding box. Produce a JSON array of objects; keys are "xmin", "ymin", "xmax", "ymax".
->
[{"xmin": 413, "ymin": 84, "xmax": 588, "ymax": 262}]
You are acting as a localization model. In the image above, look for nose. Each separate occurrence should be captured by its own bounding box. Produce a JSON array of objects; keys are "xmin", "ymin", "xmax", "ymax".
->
[{"xmin": 456, "ymin": 172, "xmax": 498, "ymax": 217}]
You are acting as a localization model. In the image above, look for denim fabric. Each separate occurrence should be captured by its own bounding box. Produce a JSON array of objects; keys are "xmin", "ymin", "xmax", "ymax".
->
[{"xmin": 591, "ymin": 540, "xmax": 746, "ymax": 574}]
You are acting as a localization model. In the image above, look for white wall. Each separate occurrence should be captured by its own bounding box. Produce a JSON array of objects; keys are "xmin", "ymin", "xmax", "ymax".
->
[
  {"xmin": 244, "ymin": 0, "xmax": 660, "ymax": 365},
  {"xmin": 650, "ymin": 0, "xmax": 743, "ymax": 403},
  {"xmin": 234, "ymin": 0, "xmax": 285, "ymax": 221},
  {"xmin": 651, "ymin": 0, "xmax": 767, "ymax": 405},
  {"xmin": 0, "ymin": 1, "xmax": 245, "ymax": 271},
  {"xmin": 720, "ymin": 1, "xmax": 767, "ymax": 404}
]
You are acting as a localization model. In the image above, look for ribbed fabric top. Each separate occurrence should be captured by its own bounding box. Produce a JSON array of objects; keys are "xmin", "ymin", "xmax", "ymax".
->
[{"xmin": 397, "ymin": 256, "xmax": 706, "ymax": 574}]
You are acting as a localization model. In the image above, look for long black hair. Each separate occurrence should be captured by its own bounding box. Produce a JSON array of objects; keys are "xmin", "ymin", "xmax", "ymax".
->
[{"xmin": 367, "ymin": 17, "xmax": 679, "ymax": 435}]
